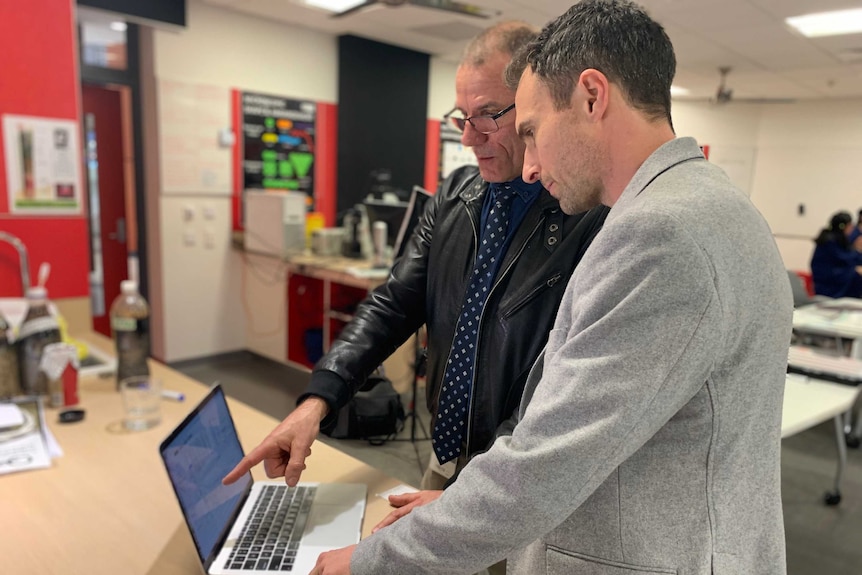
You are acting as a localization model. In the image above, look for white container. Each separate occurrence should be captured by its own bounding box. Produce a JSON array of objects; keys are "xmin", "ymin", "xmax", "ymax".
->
[
  {"xmin": 311, "ymin": 227, "xmax": 346, "ymax": 257},
  {"xmin": 243, "ymin": 190, "xmax": 307, "ymax": 257}
]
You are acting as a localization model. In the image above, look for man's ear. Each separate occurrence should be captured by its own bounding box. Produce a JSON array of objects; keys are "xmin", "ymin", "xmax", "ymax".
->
[{"xmin": 578, "ymin": 69, "xmax": 610, "ymax": 119}]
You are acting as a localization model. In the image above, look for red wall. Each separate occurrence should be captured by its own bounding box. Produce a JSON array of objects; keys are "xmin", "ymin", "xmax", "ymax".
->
[
  {"xmin": 424, "ymin": 119, "xmax": 441, "ymax": 193},
  {"xmin": 0, "ymin": 0, "xmax": 89, "ymax": 298}
]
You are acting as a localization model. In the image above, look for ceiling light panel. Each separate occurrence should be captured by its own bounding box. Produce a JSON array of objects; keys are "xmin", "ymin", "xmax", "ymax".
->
[
  {"xmin": 304, "ymin": 0, "xmax": 366, "ymax": 13},
  {"xmin": 786, "ymin": 8, "xmax": 862, "ymax": 38}
]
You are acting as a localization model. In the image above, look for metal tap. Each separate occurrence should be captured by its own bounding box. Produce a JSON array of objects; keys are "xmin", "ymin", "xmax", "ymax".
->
[{"xmin": 0, "ymin": 232, "xmax": 30, "ymax": 294}]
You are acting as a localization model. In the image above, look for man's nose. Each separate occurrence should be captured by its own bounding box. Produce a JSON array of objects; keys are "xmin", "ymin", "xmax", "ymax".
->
[
  {"xmin": 461, "ymin": 122, "xmax": 488, "ymax": 146},
  {"xmin": 522, "ymin": 149, "xmax": 540, "ymax": 184}
]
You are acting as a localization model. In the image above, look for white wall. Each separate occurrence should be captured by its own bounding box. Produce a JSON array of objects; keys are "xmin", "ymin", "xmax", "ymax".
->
[
  {"xmin": 428, "ymin": 58, "xmax": 457, "ymax": 119},
  {"xmin": 672, "ymin": 101, "xmax": 762, "ymax": 196},
  {"xmin": 752, "ymin": 100, "xmax": 862, "ymax": 271},
  {"xmin": 672, "ymin": 99, "xmax": 862, "ymax": 273},
  {"xmin": 147, "ymin": 0, "xmax": 337, "ymax": 362},
  {"xmin": 154, "ymin": 1, "xmax": 337, "ymax": 100}
]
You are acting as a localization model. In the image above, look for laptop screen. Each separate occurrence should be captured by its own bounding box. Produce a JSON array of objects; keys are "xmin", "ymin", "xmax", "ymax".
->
[
  {"xmin": 393, "ymin": 185, "xmax": 432, "ymax": 260},
  {"xmin": 160, "ymin": 386, "xmax": 252, "ymax": 565}
]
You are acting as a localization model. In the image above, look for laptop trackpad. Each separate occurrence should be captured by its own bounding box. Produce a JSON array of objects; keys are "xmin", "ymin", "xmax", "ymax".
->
[{"xmin": 302, "ymin": 503, "xmax": 364, "ymax": 546}]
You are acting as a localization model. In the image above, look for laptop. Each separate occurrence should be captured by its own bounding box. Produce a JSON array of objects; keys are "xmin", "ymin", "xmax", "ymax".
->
[
  {"xmin": 159, "ymin": 384, "xmax": 367, "ymax": 574},
  {"xmin": 392, "ymin": 185, "xmax": 432, "ymax": 260}
]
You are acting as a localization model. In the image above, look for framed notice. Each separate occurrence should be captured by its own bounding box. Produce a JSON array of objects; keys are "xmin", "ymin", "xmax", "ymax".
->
[
  {"xmin": 3, "ymin": 115, "xmax": 82, "ymax": 214},
  {"xmin": 241, "ymin": 91, "xmax": 315, "ymax": 208}
]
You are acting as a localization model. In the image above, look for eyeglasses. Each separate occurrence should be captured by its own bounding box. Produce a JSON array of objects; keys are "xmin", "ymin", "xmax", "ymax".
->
[{"xmin": 444, "ymin": 103, "xmax": 515, "ymax": 134}]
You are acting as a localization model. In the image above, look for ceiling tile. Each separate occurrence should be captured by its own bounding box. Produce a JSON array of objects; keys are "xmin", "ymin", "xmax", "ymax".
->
[{"xmin": 197, "ymin": 0, "xmax": 862, "ymax": 99}]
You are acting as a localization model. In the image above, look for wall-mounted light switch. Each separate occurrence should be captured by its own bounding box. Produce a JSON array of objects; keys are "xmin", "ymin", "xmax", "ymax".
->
[{"xmin": 182, "ymin": 204, "xmax": 195, "ymax": 221}]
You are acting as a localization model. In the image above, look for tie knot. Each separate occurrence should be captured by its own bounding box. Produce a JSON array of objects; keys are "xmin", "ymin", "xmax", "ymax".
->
[{"xmin": 491, "ymin": 185, "xmax": 517, "ymax": 209}]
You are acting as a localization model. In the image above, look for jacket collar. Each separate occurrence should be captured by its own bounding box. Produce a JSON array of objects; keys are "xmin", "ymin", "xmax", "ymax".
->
[
  {"xmin": 614, "ymin": 137, "xmax": 704, "ymax": 211},
  {"xmin": 459, "ymin": 174, "xmax": 558, "ymax": 213}
]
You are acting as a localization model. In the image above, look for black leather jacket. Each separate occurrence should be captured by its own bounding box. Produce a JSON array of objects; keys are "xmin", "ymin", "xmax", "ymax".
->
[{"xmin": 307, "ymin": 166, "xmax": 609, "ymax": 458}]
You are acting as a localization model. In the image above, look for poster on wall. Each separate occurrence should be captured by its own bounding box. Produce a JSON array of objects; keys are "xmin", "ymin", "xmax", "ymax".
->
[
  {"xmin": 439, "ymin": 122, "xmax": 477, "ymax": 181},
  {"xmin": 3, "ymin": 114, "xmax": 82, "ymax": 214},
  {"xmin": 241, "ymin": 91, "xmax": 315, "ymax": 209}
]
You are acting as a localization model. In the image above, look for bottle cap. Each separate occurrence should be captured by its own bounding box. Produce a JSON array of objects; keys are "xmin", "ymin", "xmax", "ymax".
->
[
  {"xmin": 26, "ymin": 286, "xmax": 47, "ymax": 300},
  {"xmin": 120, "ymin": 280, "xmax": 138, "ymax": 295}
]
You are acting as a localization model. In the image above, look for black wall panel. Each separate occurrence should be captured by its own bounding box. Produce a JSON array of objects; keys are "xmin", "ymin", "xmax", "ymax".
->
[
  {"xmin": 337, "ymin": 35, "xmax": 429, "ymax": 218},
  {"xmin": 77, "ymin": 0, "xmax": 186, "ymax": 27}
]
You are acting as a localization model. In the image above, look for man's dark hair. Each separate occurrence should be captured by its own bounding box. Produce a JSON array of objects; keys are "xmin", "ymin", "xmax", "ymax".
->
[{"xmin": 505, "ymin": 0, "xmax": 675, "ymax": 124}]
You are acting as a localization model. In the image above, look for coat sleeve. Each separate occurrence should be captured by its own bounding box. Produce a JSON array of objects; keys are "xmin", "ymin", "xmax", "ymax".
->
[
  {"xmin": 351, "ymin": 207, "xmax": 725, "ymax": 574},
  {"xmin": 302, "ymin": 169, "xmax": 475, "ymax": 421}
]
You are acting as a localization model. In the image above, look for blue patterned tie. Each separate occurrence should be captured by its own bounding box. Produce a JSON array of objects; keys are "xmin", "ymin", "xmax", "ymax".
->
[{"xmin": 432, "ymin": 186, "xmax": 518, "ymax": 464}]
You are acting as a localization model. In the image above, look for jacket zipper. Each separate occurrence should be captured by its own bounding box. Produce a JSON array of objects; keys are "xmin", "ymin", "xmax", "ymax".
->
[{"xmin": 502, "ymin": 272, "xmax": 563, "ymax": 319}]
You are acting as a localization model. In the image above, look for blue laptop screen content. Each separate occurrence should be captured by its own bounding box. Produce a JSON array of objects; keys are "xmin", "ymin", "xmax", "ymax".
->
[{"xmin": 162, "ymin": 389, "xmax": 251, "ymax": 562}]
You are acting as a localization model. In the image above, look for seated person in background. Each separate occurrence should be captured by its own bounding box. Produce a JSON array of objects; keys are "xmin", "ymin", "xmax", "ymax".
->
[
  {"xmin": 850, "ymin": 208, "xmax": 862, "ymax": 244},
  {"xmin": 811, "ymin": 210, "xmax": 862, "ymax": 298}
]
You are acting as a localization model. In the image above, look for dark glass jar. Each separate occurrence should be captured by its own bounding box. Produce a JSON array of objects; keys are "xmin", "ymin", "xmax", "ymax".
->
[
  {"xmin": 0, "ymin": 311, "xmax": 20, "ymax": 398},
  {"xmin": 17, "ymin": 286, "xmax": 61, "ymax": 395}
]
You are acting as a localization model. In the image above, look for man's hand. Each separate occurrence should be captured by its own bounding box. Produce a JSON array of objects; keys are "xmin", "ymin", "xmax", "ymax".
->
[
  {"xmin": 372, "ymin": 490, "xmax": 443, "ymax": 532},
  {"xmin": 222, "ymin": 397, "xmax": 329, "ymax": 487},
  {"xmin": 309, "ymin": 544, "xmax": 355, "ymax": 575}
]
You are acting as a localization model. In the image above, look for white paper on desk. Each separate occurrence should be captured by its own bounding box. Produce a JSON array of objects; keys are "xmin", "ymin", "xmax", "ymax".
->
[
  {"xmin": 0, "ymin": 397, "xmax": 52, "ymax": 475},
  {"xmin": 43, "ymin": 424, "xmax": 63, "ymax": 458},
  {"xmin": 377, "ymin": 484, "xmax": 420, "ymax": 501},
  {"xmin": 0, "ymin": 403, "xmax": 25, "ymax": 428},
  {"xmin": 0, "ymin": 427, "xmax": 52, "ymax": 475}
]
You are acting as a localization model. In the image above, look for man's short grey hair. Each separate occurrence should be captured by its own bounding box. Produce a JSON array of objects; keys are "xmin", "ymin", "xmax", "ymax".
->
[
  {"xmin": 504, "ymin": 0, "xmax": 675, "ymax": 125},
  {"xmin": 461, "ymin": 21, "xmax": 539, "ymax": 67}
]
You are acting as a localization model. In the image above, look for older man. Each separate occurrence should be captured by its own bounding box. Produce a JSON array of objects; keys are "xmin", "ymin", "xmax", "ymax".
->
[
  {"xmin": 311, "ymin": 1, "xmax": 792, "ymax": 574},
  {"xmin": 225, "ymin": 18, "xmax": 607, "ymax": 538}
]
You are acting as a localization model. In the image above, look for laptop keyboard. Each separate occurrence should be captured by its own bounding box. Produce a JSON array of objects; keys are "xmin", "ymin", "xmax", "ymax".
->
[{"xmin": 226, "ymin": 485, "xmax": 316, "ymax": 572}]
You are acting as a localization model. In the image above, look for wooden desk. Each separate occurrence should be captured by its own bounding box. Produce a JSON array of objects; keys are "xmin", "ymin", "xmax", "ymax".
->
[{"xmin": 2, "ymin": 336, "xmax": 403, "ymax": 575}]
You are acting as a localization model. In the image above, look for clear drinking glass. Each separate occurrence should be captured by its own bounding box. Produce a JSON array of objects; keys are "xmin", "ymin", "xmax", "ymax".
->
[{"xmin": 119, "ymin": 376, "xmax": 162, "ymax": 431}]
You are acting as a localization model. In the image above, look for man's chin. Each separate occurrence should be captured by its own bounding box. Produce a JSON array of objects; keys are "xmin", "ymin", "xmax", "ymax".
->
[{"xmin": 477, "ymin": 163, "xmax": 519, "ymax": 184}]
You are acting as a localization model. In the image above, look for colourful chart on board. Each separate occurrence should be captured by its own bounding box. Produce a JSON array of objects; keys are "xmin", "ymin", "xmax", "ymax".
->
[{"xmin": 241, "ymin": 91, "xmax": 315, "ymax": 207}]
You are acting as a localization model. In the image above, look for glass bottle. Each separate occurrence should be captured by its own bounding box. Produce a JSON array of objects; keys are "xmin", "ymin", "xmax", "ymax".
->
[
  {"xmin": 0, "ymin": 310, "xmax": 20, "ymax": 398},
  {"xmin": 110, "ymin": 280, "xmax": 150, "ymax": 389},
  {"xmin": 17, "ymin": 286, "xmax": 62, "ymax": 395}
]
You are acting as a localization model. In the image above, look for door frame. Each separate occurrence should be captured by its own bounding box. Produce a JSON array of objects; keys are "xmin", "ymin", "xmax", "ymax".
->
[{"xmin": 77, "ymin": 22, "xmax": 149, "ymax": 304}]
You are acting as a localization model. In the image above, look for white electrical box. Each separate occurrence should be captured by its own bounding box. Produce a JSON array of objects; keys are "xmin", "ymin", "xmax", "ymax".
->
[{"xmin": 243, "ymin": 190, "xmax": 307, "ymax": 257}]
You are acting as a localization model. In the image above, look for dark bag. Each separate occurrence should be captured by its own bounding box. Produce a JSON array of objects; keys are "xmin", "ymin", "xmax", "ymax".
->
[{"xmin": 325, "ymin": 375, "xmax": 405, "ymax": 444}]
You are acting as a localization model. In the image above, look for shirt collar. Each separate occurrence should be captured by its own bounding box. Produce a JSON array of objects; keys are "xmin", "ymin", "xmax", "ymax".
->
[{"xmin": 490, "ymin": 176, "xmax": 543, "ymax": 202}]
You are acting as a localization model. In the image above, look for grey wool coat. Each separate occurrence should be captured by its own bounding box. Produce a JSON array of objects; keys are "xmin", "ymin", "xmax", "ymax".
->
[{"xmin": 352, "ymin": 137, "xmax": 793, "ymax": 575}]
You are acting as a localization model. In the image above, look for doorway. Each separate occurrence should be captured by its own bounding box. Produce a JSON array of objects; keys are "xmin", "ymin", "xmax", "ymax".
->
[
  {"xmin": 81, "ymin": 84, "xmax": 134, "ymax": 337},
  {"xmin": 77, "ymin": 12, "xmax": 147, "ymax": 338}
]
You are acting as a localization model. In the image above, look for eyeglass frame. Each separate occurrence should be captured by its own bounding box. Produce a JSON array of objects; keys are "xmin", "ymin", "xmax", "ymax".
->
[{"xmin": 443, "ymin": 103, "xmax": 516, "ymax": 135}]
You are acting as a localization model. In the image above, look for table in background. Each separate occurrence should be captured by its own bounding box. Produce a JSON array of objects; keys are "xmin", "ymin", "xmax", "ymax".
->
[
  {"xmin": 783, "ymin": 374, "xmax": 861, "ymax": 505},
  {"xmin": 792, "ymin": 298, "xmax": 862, "ymax": 445},
  {"xmin": 2, "ymin": 335, "xmax": 404, "ymax": 575}
]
